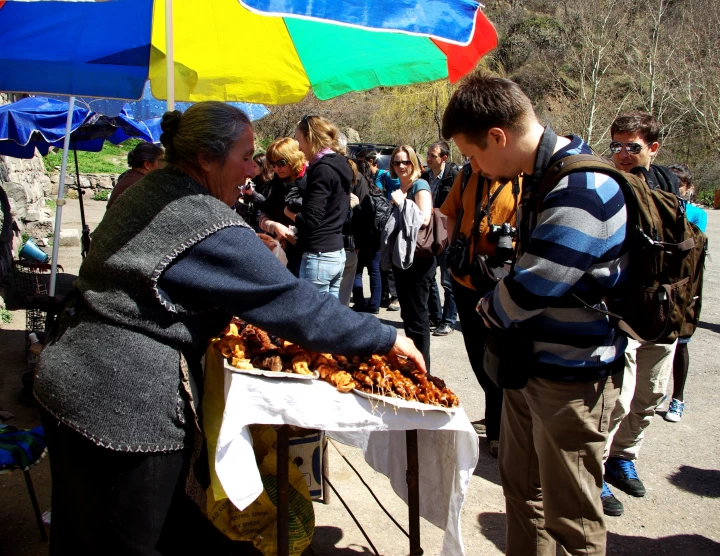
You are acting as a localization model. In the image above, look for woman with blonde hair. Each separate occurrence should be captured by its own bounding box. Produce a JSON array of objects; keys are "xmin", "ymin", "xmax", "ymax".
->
[
  {"xmin": 387, "ymin": 144, "xmax": 436, "ymax": 370},
  {"xmin": 254, "ymin": 137, "xmax": 308, "ymax": 276},
  {"xmin": 287, "ymin": 115, "xmax": 352, "ymax": 298}
]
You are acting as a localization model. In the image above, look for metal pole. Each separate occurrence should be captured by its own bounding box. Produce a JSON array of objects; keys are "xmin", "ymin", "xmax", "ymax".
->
[
  {"xmin": 49, "ymin": 96, "xmax": 75, "ymax": 297},
  {"xmin": 165, "ymin": 0, "xmax": 174, "ymax": 110},
  {"xmin": 406, "ymin": 430, "xmax": 423, "ymax": 555},
  {"xmin": 72, "ymin": 147, "xmax": 90, "ymax": 258},
  {"xmin": 277, "ymin": 425, "xmax": 290, "ymax": 556}
]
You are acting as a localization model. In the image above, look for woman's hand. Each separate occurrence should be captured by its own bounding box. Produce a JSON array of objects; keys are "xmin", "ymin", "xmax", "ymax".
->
[
  {"xmin": 240, "ymin": 180, "xmax": 254, "ymax": 196},
  {"xmin": 273, "ymin": 223, "xmax": 297, "ymax": 245},
  {"xmin": 283, "ymin": 207, "xmax": 297, "ymax": 222},
  {"xmin": 390, "ymin": 188, "xmax": 407, "ymax": 207},
  {"xmin": 349, "ymin": 193, "xmax": 360, "ymax": 209},
  {"xmin": 388, "ymin": 335, "xmax": 427, "ymax": 375}
]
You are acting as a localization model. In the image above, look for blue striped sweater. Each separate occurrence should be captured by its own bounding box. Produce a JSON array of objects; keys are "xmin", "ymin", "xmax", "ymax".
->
[{"xmin": 479, "ymin": 135, "xmax": 629, "ymax": 381}]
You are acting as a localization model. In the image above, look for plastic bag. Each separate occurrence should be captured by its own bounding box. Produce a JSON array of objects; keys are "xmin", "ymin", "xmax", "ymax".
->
[{"xmin": 203, "ymin": 344, "xmax": 314, "ymax": 555}]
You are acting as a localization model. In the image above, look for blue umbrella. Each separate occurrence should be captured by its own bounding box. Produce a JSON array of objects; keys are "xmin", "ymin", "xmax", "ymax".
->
[
  {"xmin": 0, "ymin": 97, "xmax": 154, "ymax": 158},
  {"xmin": 0, "ymin": 97, "xmax": 156, "ymax": 260},
  {"xmin": 59, "ymin": 82, "xmax": 270, "ymax": 143}
]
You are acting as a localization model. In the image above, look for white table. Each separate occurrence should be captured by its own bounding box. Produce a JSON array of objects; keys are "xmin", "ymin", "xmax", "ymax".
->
[{"xmin": 215, "ymin": 367, "xmax": 479, "ymax": 556}]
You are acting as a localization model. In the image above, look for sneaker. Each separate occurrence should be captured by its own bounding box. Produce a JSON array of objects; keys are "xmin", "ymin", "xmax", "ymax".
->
[
  {"xmin": 433, "ymin": 323, "xmax": 454, "ymax": 336},
  {"xmin": 605, "ymin": 457, "xmax": 646, "ymax": 497},
  {"xmin": 665, "ymin": 398, "xmax": 685, "ymax": 422},
  {"xmin": 601, "ymin": 482, "xmax": 624, "ymax": 516},
  {"xmin": 488, "ymin": 440, "xmax": 499, "ymax": 458},
  {"xmin": 387, "ymin": 297, "xmax": 401, "ymax": 311}
]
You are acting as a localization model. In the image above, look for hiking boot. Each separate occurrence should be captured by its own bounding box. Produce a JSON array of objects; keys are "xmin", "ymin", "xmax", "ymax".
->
[
  {"xmin": 665, "ymin": 398, "xmax": 685, "ymax": 422},
  {"xmin": 387, "ymin": 297, "xmax": 401, "ymax": 311},
  {"xmin": 605, "ymin": 457, "xmax": 646, "ymax": 497},
  {"xmin": 433, "ymin": 323, "xmax": 454, "ymax": 336},
  {"xmin": 601, "ymin": 482, "xmax": 624, "ymax": 516},
  {"xmin": 488, "ymin": 440, "xmax": 499, "ymax": 458}
]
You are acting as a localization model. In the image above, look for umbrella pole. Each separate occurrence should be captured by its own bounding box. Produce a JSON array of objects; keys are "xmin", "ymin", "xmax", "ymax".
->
[
  {"xmin": 72, "ymin": 145, "xmax": 90, "ymax": 258},
  {"xmin": 166, "ymin": 0, "xmax": 174, "ymax": 111},
  {"xmin": 49, "ymin": 96, "xmax": 76, "ymax": 298}
]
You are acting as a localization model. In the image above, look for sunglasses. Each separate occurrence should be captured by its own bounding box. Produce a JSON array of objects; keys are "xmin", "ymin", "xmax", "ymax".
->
[
  {"xmin": 392, "ymin": 160, "xmax": 412, "ymax": 167},
  {"xmin": 609, "ymin": 142, "xmax": 647, "ymax": 155},
  {"xmin": 269, "ymin": 159, "xmax": 288, "ymax": 168}
]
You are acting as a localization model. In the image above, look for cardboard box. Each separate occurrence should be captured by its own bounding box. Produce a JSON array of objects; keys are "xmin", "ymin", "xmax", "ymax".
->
[{"xmin": 288, "ymin": 432, "xmax": 323, "ymax": 500}]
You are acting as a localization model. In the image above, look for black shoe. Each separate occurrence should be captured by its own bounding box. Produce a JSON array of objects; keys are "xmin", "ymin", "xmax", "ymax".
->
[
  {"xmin": 365, "ymin": 307, "xmax": 380, "ymax": 314},
  {"xmin": 433, "ymin": 323, "xmax": 454, "ymax": 336},
  {"xmin": 429, "ymin": 319, "xmax": 440, "ymax": 330},
  {"xmin": 601, "ymin": 482, "xmax": 624, "ymax": 516},
  {"xmin": 605, "ymin": 457, "xmax": 646, "ymax": 497}
]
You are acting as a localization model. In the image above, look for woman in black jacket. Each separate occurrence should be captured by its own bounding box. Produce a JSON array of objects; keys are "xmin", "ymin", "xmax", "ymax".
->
[
  {"xmin": 352, "ymin": 160, "xmax": 387, "ymax": 313},
  {"xmin": 287, "ymin": 115, "xmax": 351, "ymax": 298},
  {"xmin": 254, "ymin": 137, "xmax": 308, "ymax": 276}
]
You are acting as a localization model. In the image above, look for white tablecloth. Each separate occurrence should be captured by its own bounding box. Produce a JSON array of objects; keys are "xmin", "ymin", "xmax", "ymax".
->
[{"xmin": 215, "ymin": 369, "xmax": 479, "ymax": 556}]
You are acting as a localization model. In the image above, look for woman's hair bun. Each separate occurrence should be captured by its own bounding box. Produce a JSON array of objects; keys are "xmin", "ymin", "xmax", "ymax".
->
[{"xmin": 159, "ymin": 110, "xmax": 182, "ymax": 148}]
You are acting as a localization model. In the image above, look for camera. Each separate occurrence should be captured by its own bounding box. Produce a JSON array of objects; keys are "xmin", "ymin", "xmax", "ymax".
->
[
  {"xmin": 487, "ymin": 223, "xmax": 517, "ymax": 263},
  {"xmin": 446, "ymin": 233, "xmax": 471, "ymax": 275}
]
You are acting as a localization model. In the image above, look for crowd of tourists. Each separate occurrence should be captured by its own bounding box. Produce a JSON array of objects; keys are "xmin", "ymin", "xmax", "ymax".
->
[{"xmin": 36, "ymin": 72, "xmax": 708, "ymax": 555}]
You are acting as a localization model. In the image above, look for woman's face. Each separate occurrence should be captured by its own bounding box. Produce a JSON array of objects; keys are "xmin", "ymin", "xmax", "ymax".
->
[
  {"xmin": 251, "ymin": 158, "xmax": 262, "ymax": 178},
  {"xmin": 269, "ymin": 156, "xmax": 293, "ymax": 180},
  {"xmin": 392, "ymin": 151, "xmax": 413, "ymax": 182},
  {"xmin": 200, "ymin": 126, "xmax": 256, "ymax": 206},
  {"xmin": 295, "ymin": 127, "xmax": 311, "ymax": 160}
]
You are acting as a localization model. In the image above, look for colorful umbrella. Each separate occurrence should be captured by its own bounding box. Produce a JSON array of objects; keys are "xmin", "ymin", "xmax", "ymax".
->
[{"xmin": 0, "ymin": 0, "xmax": 497, "ymax": 104}]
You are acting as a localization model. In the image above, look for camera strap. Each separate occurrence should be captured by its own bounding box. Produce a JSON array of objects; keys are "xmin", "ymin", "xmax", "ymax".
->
[
  {"xmin": 518, "ymin": 126, "xmax": 558, "ymax": 257},
  {"xmin": 472, "ymin": 178, "xmax": 509, "ymax": 248},
  {"xmin": 450, "ymin": 163, "xmax": 474, "ymax": 243}
]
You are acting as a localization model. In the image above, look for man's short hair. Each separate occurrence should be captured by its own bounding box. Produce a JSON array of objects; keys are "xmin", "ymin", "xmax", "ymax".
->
[
  {"xmin": 442, "ymin": 73, "xmax": 535, "ymax": 148},
  {"xmin": 611, "ymin": 112, "xmax": 660, "ymax": 144},
  {"xmin": 668, "ymin": 163, "xmax": 692, "ymax": 187},
  {"xmin": 429, "ymin": 140, "xmax": 450, "ymax": 158}
]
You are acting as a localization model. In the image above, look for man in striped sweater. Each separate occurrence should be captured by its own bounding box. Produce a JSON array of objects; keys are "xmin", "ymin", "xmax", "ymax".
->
[{"xmin": 442, "ymin": 74, "xmax": 629, "ymax": 555}]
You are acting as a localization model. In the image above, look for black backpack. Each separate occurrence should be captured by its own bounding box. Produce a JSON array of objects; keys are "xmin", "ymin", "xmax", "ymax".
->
[
  {"xmin": 538, "ymin": 155, "xmax": 707, "ymax": 344},
  {"xmin": 369, "ymin": 193, "xmax": 393, "ymax": 234}
]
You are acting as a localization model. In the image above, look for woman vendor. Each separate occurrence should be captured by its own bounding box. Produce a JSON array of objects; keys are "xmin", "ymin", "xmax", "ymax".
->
[{"xmin": 34, "ymin": 102, "xmax": 424, "ymax": 555}]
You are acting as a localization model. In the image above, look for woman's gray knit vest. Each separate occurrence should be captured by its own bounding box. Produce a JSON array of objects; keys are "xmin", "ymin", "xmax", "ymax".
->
[{"xmin": 35, "ymin": 167, "xmax": 249, "ymax": 452}]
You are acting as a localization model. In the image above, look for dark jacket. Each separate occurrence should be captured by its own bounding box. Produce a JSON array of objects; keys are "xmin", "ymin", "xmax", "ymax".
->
[
  {"xmin": 295, "ymin": 153, "xmax": 352, "ymax": 253},
  {"xmin": 422, "ymin": 163, "xmax": 459, "ymax": 209}
]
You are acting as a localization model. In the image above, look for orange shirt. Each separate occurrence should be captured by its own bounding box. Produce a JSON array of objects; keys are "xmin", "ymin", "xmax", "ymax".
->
[{"xmin": 440, "ymin": 170, "xmax": 522, "ymax": 289}]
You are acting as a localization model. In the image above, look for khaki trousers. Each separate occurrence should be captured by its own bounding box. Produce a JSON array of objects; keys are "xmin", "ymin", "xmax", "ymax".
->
[
  {"xmin": 500, "ymin": 374, "xmax": 621, "ymax": 556},
  {"xmin": 604, "ymin": 339, "xmax": 677, "ymax": 462}
]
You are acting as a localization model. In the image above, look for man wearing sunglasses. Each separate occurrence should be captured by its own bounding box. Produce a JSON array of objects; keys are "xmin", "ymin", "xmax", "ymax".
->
[
  {"xmin": 609, "ymin": 112, "xmax": 679, "ymax": 194},
  {"xmin": 601, "ymin": 112, "xmax": 680, "ymax": 517}
]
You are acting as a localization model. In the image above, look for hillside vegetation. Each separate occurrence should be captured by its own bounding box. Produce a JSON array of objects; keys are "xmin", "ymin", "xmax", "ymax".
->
[{"xmin": 255, "ymin": 0, "xmax": 720, "ymax": 201}]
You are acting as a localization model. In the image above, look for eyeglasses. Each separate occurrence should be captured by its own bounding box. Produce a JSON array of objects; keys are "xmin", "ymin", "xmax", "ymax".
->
[
  {"xmin": 609, "ymin": 142, "xmax": 648, "ymax": 155},
  {"xmin": 392, "ymin": 160, "xmax": 412, "ymax": 167},
  {"xmin": 269, "ymin": 159, "xmax": 288, "ymax": 168}
]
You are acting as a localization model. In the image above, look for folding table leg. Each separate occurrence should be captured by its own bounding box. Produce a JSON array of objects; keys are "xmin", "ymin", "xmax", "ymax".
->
[
  {"xmin": 277, "ymin": 425, "xmax": 290, "ymax": 556},
  {"xmin": 23, "ymin": 470, "xmax": 47, "ymax": 542},
  {"xmin": 406, "ymin": 430, "xmax": 423, "ymax": 555}
]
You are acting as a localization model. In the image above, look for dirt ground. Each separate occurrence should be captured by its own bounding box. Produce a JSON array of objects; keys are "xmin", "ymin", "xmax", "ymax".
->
[{"xmin": 1, "ymin": 198, "xmax": 719, "ymax": 555}]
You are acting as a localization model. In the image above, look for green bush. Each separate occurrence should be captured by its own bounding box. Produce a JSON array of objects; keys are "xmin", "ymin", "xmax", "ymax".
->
[{"xmin": 92, "ymin": 190, "xmax": 110, "ymax": 202}]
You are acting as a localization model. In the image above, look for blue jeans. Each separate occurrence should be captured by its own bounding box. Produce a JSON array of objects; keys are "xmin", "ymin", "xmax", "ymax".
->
[
  {"xmin": 353, "ymin": 249, "xmax": 382, "ymax": 310},
  {"xmin": 299, "ymin": 249, "xmax": 346, "ymax": 299}
]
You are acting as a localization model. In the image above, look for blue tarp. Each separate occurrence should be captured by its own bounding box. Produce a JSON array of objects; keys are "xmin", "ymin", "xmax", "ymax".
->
[{"xmin": 0, "ymin": 97, "xmax": 154, "ymax": 159}]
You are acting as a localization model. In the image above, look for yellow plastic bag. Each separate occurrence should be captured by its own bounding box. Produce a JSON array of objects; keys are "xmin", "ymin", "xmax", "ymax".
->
[{"xmin": 203, "ymin": 343, "xmax": 315, "ymax": 556}]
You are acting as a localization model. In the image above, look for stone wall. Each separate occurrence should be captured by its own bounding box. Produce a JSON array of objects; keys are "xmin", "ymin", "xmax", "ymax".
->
[{"xmin": 47, "ymin": 171, "xmax": 120, "ymax": 197}]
